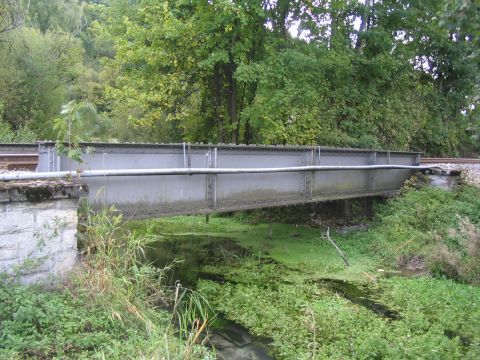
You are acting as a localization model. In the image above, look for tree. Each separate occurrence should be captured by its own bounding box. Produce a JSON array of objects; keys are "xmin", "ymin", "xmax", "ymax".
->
[
  {"xmin": 100, "ymin": 0, "xmax": 271, "ymax": 143},
  {"xmin": 440, "ymin": 0, "xmax": 480, "ymax": 153},
  {"xmin": 0, "ymin": 0, "xmax": 108, "ymax": 141},
  {"xmin": 378, "ymin": 0, "xmax": 479, "ymax": 154},
  {"xmin": 2, "ymin": 0, "xmax": 476, "ymax": 155},
  {"xmin": 0, "ymin": 0, "xmax": 28, "ymax": 38},
  {"xmin": 26, "ymin": 0, "xmax": 83, "ymax": 34}
]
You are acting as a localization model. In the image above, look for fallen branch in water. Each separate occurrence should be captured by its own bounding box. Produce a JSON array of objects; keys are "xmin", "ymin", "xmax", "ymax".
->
[
  {"xmin": 362, "ymin": 272, "xmax": 376, "ymax": 282},
  {"xmin": 324, "ymin": 228, "xmax": 350, "ymax": 266}
]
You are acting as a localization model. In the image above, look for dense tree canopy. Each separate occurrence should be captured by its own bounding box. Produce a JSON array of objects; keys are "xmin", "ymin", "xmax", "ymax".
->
[{"xmin": 0, "ymin": 0, "xmax": 478, "ymax": 155}]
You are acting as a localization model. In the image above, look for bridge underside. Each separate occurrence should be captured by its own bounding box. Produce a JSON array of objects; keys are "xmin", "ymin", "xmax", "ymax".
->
[{"xmin": 31, "ymin": 143, "xmax": 421, "ymax": 218}]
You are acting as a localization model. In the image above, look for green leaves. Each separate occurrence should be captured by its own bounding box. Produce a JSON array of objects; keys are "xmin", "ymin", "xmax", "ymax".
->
[
  {"xmin": 0, "ymin": 24, "xmax": 85, "ymax": 139},
  {"xmin": 95, "ymin": 0, "xmax": 480, "ymax": 153},
  {"xmin": 1, "ymin": 0, "xmax": 478, "ymax": 154}
]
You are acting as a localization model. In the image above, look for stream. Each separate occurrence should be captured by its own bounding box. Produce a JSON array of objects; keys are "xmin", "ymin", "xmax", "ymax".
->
[
  {"xmin": 147, "ymin": 234, "xmax": 402, "ymax": 359},
  {"xmin": 147, "ymin": 235, "xmax": 274, "ymax": 360}
]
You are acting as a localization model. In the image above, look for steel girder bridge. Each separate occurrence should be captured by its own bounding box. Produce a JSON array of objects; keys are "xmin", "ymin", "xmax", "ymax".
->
[{"xmin": 1, "ymin": 142, "xmax": 425, "ymax": 218}]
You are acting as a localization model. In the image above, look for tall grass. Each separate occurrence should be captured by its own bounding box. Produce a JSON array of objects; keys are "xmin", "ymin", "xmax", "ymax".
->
[
  {"xmin": 345, "ymin": 185, "xmax": 480, "ymax": 284},
  {"xmin": 78, "ymin": 206, "xmax": 166, "ymax": 330},
  {"xmin": 428, "ymin": 216, "xmax": 480, "ymax": 284},
  {"xmin": 0, "ymin": 205, "xmax": 214, "ymax": 359},
  {"xmin": 172, "ymin": 282, "xmax": 214, "ymax": 359},
  {"xmin": 76, "ymin": 205, "xmax": 214, "ymax": 359}
]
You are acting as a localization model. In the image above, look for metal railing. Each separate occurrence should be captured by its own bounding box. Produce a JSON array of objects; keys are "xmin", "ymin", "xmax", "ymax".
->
[{"xmin": 1, "ymin": 164, "xmax": 435, "ymax": 181}]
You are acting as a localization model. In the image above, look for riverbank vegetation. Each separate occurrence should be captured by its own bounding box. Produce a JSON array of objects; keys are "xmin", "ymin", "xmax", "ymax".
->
[
  {"xmin": 1, "ymin": 184, "xmax": 479, "ymax": 358},
  {"xmin": 128, "ymin": 184, "xmax": 480, "ymax": 359},
  {"xmin": 0, "ymin": 208, "xmax": 213, "ymax": 359},
  {"xmin": 0, "ymin": 1, "xmax": 479, "ymax": 155},
  {"xmin": 1, "ymin": 1, "xmax": 479, "ymax": 359}
]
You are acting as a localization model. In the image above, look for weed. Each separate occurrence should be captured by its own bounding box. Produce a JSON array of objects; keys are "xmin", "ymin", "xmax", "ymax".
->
[
  {"xmin": 0, "ymin": 206, "xmax": 215, "ymax": 359},
  {"xmin": 428, "ymin": 217, "xmax": 480, "ymax": 284},
  {"xmin": 138, "ymin": 185, "xmax": 480, "ymax": 359},
  {"xmin": 171, "ymin": 282, "xmax": 214, "ymax": 359},
  {"xmin": 346, "ymin": 185, "xmax": 480, "ymax": 270}
]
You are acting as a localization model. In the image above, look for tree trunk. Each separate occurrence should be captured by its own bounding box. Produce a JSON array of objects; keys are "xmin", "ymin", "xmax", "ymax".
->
[
  {"xmin": 355, "ymin": 0, "xmax": 371, "ymax": 50},
  {"xmin": 244, "ymin": 119, "xmax": 252, "ymax": 144},
  {"xmin": 213, "ymin": 64, "xmax": 225, "ymax": 142},
  {"xmin": 277, "ymin": 0, "xmax": 290, "ymax": 39},
  {"xmin": 329, "ymin": 1, "xmax": 337, "ymax": 50},
  {"xmin": 226, "ymin": 61, "xmax": 238, "ymax": 144},
  {"xmin": 243, "ymin": 82, "xmax": 257, "ymax": 144}
]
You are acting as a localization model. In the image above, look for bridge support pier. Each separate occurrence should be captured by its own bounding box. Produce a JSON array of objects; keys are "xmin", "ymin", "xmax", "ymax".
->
[
  {"xmin": 310, "ymin": 197, "xmax": 377, "ymax": 224},
  {"xmin": 0, "ymin": 180, "xmax": 87, "ymax": 284}
]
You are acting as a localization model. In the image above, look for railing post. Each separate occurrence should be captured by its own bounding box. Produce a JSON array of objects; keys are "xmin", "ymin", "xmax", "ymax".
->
[
  {"xmin": 46, "ymin": 146, "xmax": 60, "ymax": 172},
  {"xmin": 182, "ymin": 142, "xmax": 192, "ymax": 168},
  {"xmin": 206, "ymin": 148, "xmax": 217, "ymax": 210},
  {"xmin": 301, "ymin": 150, "xmax": 314, "ymax": 200},
  {"xmin": 368, "ymin": 151, "xmax": 377, "ymax": 192}
]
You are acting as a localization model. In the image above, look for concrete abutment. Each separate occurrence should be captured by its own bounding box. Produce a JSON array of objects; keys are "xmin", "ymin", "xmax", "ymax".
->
[{"xmin": 0, "ymin": 180, "xmax": 87, "ymax": 284}]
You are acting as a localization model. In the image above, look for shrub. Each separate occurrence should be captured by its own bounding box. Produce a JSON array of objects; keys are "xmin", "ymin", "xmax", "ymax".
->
[
  {"xmin": 0, "ymin": 206, "xmax": 214, "ymax": 359},
  {"xmin": 428, "ymin": 217, "xmax": 480, "ymax": 284}
]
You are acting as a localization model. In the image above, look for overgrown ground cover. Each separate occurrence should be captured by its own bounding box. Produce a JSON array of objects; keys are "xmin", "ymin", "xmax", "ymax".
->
[
  {"xmin": 1, "ymin": 185, "xmax": 479, "ymax": 359},
  {"xmin": 0, "ymin": 281, "xmax": 181, "ymax": 359},
  {"xmin": 0, "ymin": 209, "xmax": 214, "ymax": 360},
  {"xmin": 129, "ymin": 185, "xmax": 480, "ymax": 359}
]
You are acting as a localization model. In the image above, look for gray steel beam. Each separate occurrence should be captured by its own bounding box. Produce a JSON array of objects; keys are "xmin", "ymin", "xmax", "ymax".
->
[{"xmin": 1, "ymin": 142, "xmax": 425, "ymax": 218}]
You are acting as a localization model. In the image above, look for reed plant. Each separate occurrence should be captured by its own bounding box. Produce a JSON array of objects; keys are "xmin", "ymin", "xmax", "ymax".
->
[{"xmin": 75, "ymin": 205, "xmax": 214, "ymax": 359}]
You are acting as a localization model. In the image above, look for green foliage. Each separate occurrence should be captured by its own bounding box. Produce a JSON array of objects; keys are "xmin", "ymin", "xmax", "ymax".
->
[
  {"xmin": 91, "ymin": 0, "xmax": 479, "ymax": 154},
  {"xmin": 0, "ymin": 284, "xmax": 141, "ymax": 359},
  {"xmin": 0, "ymin": 207, "xmax": 214, "ymax": 359},
  {"xmin": 54, "ymin": 100, "xmax": 109, "ymax": 161},
  {"xmin": 172, "ymin": 284, "xmax": 213, "ymax": 345},
  {"xmin": 26, "ymin": 0, "xmax": 83, "ymax": 34},
  {"xmin": 0, "ymin": 281, "xmax": 213, "ymax": 359},
  {"xmin": 0, "ymin": 0, "xmax": 112, "ymax": 141},
  {"xmin": 0, "ymin": 102, "xmax": 37, "ymax": 142},
  {"xmin": 147, "ymin": 212, "xmax": 479, "ymax": 359},
  {"xmin": 126, "ymin": 186, "xmax": 480, "ymax": 359},
  {"xmin": 199, "ymin": 273, "xmax": 480, "ymax": 359},
  {"xmin": 0, "ymin": 121, "xmax": 37, "ymax": 143},
  {"xmin": 0, "ymin": 26, "xmax": 84, "ymax": 138},
  {"xmin": 428, "ymin": 217, "xmax": 480, "ymax": 284},
  {"xmin": 439, "ymin": 0, "xmax": 480, "ymax": 153},
  {"xmin": 339, "ymin": 184, "xmax": 480, "ymax": 284},
  {"xmin": 1, "ymin": 0, "xmax": 479, "ymax": 152},
  {"xmin": 78, "ymin": 206, "xmax": 214, "ymax": 359},
  {"xmin": 382, "ymin": 184, "xmax": 479, "ymax": 229}
]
